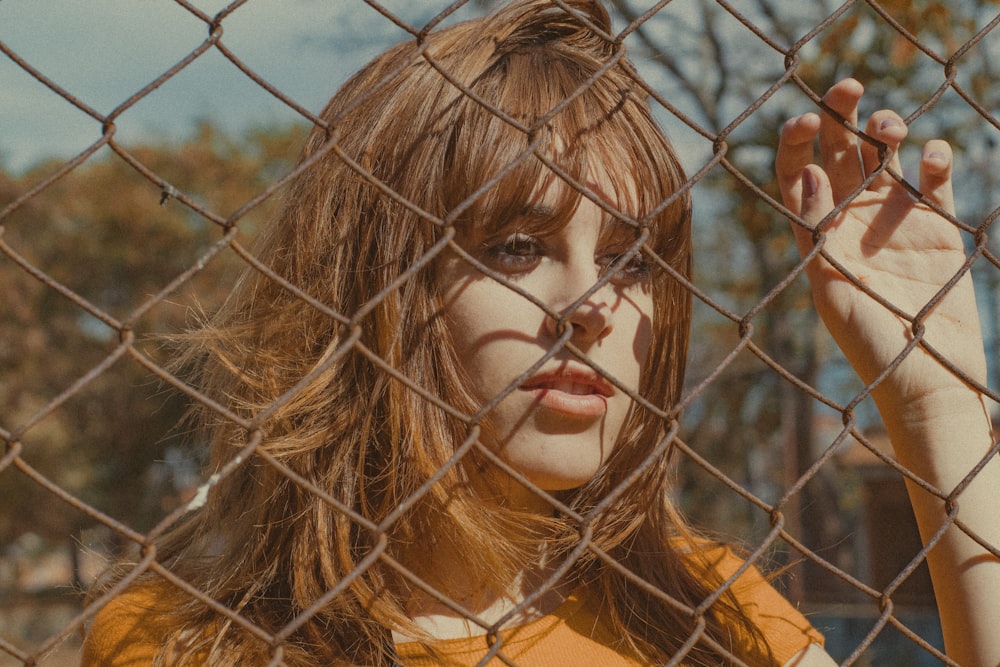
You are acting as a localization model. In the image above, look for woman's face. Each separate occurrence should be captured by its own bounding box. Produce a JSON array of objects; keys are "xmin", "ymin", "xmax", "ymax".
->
[{"xmin": 439, "ymin": 177, "xmax": 654, "ymax": 511}]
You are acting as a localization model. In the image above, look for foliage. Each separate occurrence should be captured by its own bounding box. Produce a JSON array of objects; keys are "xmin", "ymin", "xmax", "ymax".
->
[
  {"xmin": 2, "ymin": 6, "xmax": 998, "ymax": 661},
  {"xmin": 607, "ymin": 0, "xmax": 1000, "ymax": 605},
  {"xmin": 0, "ymin": 123, "xmax": 307, "ymax": 556}
]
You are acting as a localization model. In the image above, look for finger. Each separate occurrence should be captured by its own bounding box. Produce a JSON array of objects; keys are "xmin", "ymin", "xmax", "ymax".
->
[
  {"xmin": 775, "ymin": 112, "xmax": 820, "ymax": 215},
  {"xmin": 818, "ymin": 78, "xmax": 865, "ymax": 201},
  {"xmin": 919, "ymin": 139, "xmax": 955, "ymax": 215},
  {"xmin": 860, "ymin": 110, "xmax": 907, "ymax": 192},
  {"xmin": 790, "ymin": 164, "xmax": 837, "ymax": 267}
]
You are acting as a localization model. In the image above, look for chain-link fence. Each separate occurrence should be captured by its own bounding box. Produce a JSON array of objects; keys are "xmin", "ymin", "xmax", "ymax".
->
[{"xmin": 2, "ymin": 1, "xmax": 999, "ymax": 665}]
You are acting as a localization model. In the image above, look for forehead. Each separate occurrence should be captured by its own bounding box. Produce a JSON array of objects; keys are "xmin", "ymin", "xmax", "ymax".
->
[
  {"xmin": 464, "ymin": 160, "xmax": 644, "ymax": 240},
  {"xmin": 443, "ymin": 93, "xmax": 685, "ymax": 260}
]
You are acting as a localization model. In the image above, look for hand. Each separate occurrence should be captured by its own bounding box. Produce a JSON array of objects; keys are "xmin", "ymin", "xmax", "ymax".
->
[
  {"xmin": 774, "ymin": 78, "xmax": 986, "ymax": 412},
  {"xmin": 775, "ymin": 81, "xmax": 1000, "ymax": 667}
]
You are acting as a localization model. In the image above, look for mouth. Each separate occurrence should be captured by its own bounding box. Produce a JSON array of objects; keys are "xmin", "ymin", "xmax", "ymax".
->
[{"xmin": 521, "ymin": 370, "xmax": 613, "ymax": 418}]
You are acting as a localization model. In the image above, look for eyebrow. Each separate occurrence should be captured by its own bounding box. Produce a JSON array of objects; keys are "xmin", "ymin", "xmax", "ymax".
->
[
  {"xmin": 519, "ymin": 204, "xmax": 556, "ymax": 220},
  {"xmin": 499, "ymin": 204, "xmax": 563, "ymax": 238},
  {"xmin": 520, "ymin": 199, "xmax": 640, "ymax": 247}
]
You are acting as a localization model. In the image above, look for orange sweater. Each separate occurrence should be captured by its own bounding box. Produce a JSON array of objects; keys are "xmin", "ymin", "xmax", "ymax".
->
[{"xmin": 83, "ymin": 552, "xmax": 822, "ymax": 666}]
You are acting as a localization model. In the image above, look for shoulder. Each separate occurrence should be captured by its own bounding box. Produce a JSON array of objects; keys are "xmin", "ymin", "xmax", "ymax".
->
[
  {"xmin": 81, "ymin": 583, "xmax": 174, "ymax": 667},
  {"xmin": 679, "ymin": 540, "xmax": 826, "ymax": 664}
]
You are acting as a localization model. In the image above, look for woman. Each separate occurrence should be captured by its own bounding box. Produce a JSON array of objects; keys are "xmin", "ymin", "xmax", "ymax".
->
[{"xmin": 82, "ymin": 1, "xmax": 999, "ymax": 665}]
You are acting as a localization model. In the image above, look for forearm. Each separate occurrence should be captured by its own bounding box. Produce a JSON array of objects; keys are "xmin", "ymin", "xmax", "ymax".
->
[
  {"xmin": 874, "ymin": 383, "xmax": 1000, "ymax": 667},
  {"xmin": 774, "ymin": 77, "xmax": 999, "ymax": 665}
]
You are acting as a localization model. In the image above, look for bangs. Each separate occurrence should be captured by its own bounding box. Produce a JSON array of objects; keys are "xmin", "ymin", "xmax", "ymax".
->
[{"xmin": 439, "ymin": 47, "xmax": 689, "ymax": 266}]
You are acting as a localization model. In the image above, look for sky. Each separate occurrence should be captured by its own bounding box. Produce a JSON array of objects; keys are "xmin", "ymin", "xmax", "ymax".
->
[
  {"xmin": 0, "ymin": 0, "xmax": 734, "ymax": 176},
  {"xmin": 0, "ymin": 0, "xmax": 491, "ymax": 173},
  {"xmin": 3, "ymin": 0, "xmax": 997, "ymax": 383}
]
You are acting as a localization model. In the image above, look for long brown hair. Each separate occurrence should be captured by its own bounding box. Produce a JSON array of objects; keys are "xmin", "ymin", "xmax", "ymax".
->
[{"xmin": 94, "ymin": 1, "xmax": 775, "ymax": 665}]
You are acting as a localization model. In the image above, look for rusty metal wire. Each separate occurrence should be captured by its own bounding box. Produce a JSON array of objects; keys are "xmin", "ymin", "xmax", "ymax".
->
[{"xmin": 1, "ymin": 1, "xmax": 998, "ymax": 665}]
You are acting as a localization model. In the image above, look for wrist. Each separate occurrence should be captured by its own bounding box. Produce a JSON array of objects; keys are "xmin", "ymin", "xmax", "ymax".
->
[{"xmin": 872, "ymin": 384, "xmax": 994, "ymax": 486}]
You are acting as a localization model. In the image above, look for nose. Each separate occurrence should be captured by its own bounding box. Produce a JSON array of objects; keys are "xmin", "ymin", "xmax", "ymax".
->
[{"xmin": 543, "ymin": 283, "xmax": 614, "ymax": 344}]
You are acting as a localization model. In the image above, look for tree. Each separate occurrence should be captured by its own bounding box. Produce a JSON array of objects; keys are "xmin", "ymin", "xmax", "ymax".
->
[
  {"xmin": 0, "ymin": 122, "xmax": 306, "ymax": 583},
  {"xmin": 605, "ymin": 0, "xmax": 1000, "ymax": 614}
]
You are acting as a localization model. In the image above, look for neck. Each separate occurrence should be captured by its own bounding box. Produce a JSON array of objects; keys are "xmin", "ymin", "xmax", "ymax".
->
[{"xmin": 396, "ymin": 535, "xmax": 570, "ymax": 641}]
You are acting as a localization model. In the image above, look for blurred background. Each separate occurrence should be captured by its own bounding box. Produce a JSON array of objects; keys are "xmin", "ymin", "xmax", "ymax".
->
[{"xmin": 2, "ymin": 1, "xmax": 998, "ymax": 664}]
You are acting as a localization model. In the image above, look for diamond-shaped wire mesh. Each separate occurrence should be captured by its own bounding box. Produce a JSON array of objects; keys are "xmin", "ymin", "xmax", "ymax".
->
[{"xmin": 1, "ymin": 1, "xmax": 999, "ymax": 666}]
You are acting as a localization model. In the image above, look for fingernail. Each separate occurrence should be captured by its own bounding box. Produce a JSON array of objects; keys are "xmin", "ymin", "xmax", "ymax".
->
[
  {"xmin": 879, "ymin": 118, "xmax": 902, "ymax": 131},
  {"xmin": 802, "ymin": 168, "xmax": 819, "ymax": 198},
  {"xmin": 925, "ymin": 149, "xmax": 946, "ymax": 161}
]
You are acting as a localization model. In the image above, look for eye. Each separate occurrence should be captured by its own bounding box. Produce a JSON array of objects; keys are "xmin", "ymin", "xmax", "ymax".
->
[
  {"xmin": 481, "ymin": 232, "xmax": 543, "ymax": 274},
  {"xmin": 598, "ymin": 248, "xmax": 653, "ymax": 286}
]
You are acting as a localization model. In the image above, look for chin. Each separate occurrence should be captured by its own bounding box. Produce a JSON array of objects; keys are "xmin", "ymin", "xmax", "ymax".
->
[{"xmin": 527, "ymin": 470, "xmax": 602, "ymax": 493}]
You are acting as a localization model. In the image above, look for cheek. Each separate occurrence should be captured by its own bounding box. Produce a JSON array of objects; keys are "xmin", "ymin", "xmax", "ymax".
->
[
  {"xmin": 633, "ymin": 321, "xmax": 651, "ymax": 377},
  {"xmin": 624, "ymin": 296, "xmax": 655, "ymax": 374},
  {"xmin": 440, "ymin": 276, "xmax": 485, "ymax": 354},
  {"xmin": 442, "ymin": 281, "xmax": 538, "ymax": 375}
]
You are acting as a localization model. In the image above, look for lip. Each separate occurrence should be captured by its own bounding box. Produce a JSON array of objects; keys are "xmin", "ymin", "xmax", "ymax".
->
[{"xmin": 520, "ymin": 368, "xmax": 614, "ymax": 418}]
